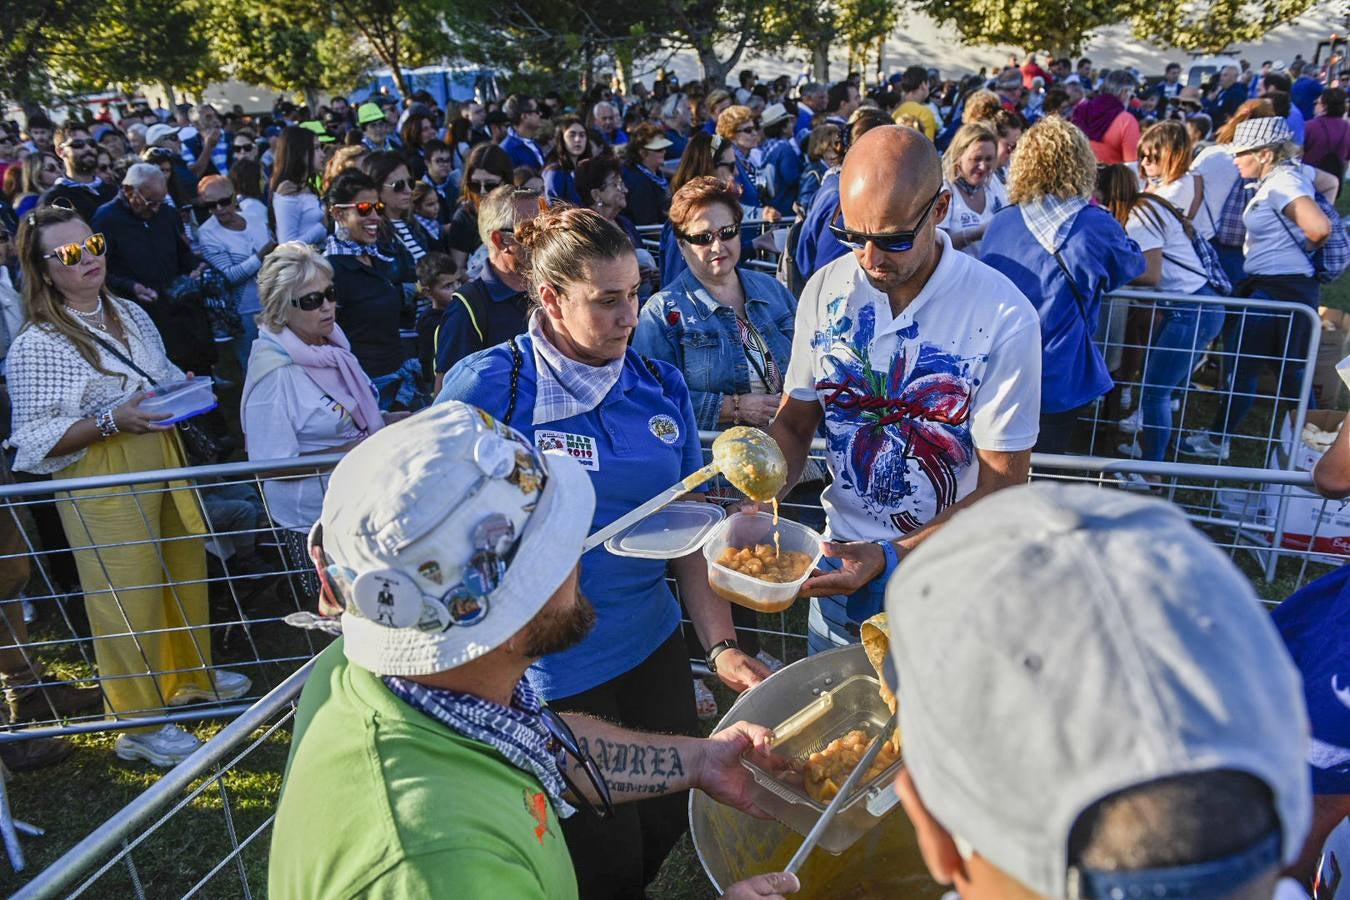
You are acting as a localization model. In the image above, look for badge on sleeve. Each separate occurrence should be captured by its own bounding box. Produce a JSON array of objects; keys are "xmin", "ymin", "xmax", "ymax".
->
[
  {"xmin": 648, "ymin": 415, "xmax": 680, "ymax": 445},
  {"xmin": 351, "ymin": 568, "xmax": 423, "ymax": 628}
]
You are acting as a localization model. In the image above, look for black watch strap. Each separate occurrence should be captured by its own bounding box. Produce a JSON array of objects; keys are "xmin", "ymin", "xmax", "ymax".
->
[{"xmin": 706, "ymin": 639, "xmax": 739, "ymax": 674}]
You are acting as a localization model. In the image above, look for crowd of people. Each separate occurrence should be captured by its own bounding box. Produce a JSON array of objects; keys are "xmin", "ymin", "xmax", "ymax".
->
[{"xmin": 0, "ymin": 50, "xmax": 1347, "ymax": 899}]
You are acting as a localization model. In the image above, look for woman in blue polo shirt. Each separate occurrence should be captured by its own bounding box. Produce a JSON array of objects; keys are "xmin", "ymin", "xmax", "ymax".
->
[{"xmin": 436, "ymin": 205, "xmax": 768, "ymax": 900}]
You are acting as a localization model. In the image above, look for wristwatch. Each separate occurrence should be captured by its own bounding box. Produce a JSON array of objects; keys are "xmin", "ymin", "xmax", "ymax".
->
[{"xmin": 706, "ymin": 639, "xmax": 740, "ymax": 674}]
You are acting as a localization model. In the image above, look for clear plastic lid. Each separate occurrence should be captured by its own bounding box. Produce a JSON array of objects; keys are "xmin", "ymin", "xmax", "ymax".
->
[{"xmin": 603, "ymin": 501, "xmax": 726, "ymax": 559}]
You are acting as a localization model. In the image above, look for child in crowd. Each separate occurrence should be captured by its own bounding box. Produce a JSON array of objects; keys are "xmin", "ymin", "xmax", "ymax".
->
[{"xmin": 414, "ymin": 253, "xmax": 462, "ymax": 392}]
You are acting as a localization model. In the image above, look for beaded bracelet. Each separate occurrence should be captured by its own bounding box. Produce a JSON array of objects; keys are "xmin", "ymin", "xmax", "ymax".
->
[{"xmin": 95, "ymin": 407, "xmax": 119, "ymax": 438}]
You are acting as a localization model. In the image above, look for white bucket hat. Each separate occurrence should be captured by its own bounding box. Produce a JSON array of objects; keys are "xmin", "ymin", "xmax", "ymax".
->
[{"xmin": 313, "ymin": 401, "xmax": 595, "ymax": 677}]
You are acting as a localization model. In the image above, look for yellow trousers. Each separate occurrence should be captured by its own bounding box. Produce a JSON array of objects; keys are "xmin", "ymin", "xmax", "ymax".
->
[{"xmin": 55, "ymin": 429, "xmax": 212, "ymax": 726}]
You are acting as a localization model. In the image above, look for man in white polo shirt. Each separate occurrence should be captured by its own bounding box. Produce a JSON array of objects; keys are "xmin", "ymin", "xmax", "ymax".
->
[{"xmin": 769, "ymin": 125, "xmax": 1041, "ymax": 652}]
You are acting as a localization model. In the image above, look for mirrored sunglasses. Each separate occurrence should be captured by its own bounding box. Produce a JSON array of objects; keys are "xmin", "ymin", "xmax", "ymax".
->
[
  {"xmin": 43, "ymin": 233, "xmax": 106, "ymax": 266},
  {"xmin": 333, "ymin": 200, "xmax": 385, "ymax": 217},
  {"xmin": 828, "ymin": 187, "xmax": 944, "ymax": 254}
]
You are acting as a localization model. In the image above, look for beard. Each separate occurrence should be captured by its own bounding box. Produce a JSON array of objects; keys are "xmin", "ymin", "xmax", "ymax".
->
[
  {"xmin": 519, "ymin": 590, "xmax": 596, "ymax": 659},
  {"xmin": 70, "ymin": 152, "xmax": 97, "ymax": 176}
]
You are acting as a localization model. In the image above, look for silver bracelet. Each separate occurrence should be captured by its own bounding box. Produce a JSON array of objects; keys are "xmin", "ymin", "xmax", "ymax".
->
[{"xmin": 94, "ymin": 407, "xmax": 119, "ymax": 438}]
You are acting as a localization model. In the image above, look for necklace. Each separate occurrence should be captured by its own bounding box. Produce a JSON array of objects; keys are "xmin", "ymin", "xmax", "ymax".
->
[{"xmin": 64, "ymin": 296, "xmax": 107, "ymax": 331}]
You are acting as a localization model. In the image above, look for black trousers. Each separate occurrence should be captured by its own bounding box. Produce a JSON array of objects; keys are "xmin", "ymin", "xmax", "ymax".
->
[{"xmin": 550, "ymin": 627, "xmax": 699, "ymax": 899}]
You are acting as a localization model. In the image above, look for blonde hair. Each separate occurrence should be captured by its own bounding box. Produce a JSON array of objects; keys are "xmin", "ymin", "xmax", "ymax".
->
[
  {"xmin": 1137, "ymin": 121, "xmax": 1192, "ymax": 185},
  {"xmin": 15, "ymin": 205, "xmax": 123, "ymax": 377},
  {"xmin": 893, "ymin": 113, "xmax": 924, "ymax": 132},
  {"xmin": 962, "ymin": 90, "xmax": 1003, "ymax": 125},
  {"xmin": 513, "ymin": 204, "xmax": 634, "ymax": 307},
  {"xmin": 943, "ymin": 123, "xmax": 997, "ymax": 183},
  {"xmin": 256, "ymin": 242, "xmax": 335, "ymax": 332},
  {"xmin": 716, "ymin": 105, "xmax": 756, "ymax": 142},
  {"xmin": 1008, "ymin": 115, "xmax": 1097, "ymax": 204}
]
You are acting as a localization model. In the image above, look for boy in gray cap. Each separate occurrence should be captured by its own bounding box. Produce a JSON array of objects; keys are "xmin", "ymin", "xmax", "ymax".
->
[
  {"xmin": 883, "ymin": 482, "xmax": 1311, "ymax": 899},
  {"xmin": 269, "ymin": 402, "xmax": 799, "ymax": 900}
]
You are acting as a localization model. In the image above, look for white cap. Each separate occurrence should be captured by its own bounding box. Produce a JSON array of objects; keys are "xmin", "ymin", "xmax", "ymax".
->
[
  {"xmin": 885, "ymin": 483, "xmax": 1310, "ymax": 897},
  {"xmin": 144, "ymin": 123, "xmax": 180, "ymax": 146},
  {"xmin": 316, "ymin": 402, "xmax": 595, "ymax": 677}
]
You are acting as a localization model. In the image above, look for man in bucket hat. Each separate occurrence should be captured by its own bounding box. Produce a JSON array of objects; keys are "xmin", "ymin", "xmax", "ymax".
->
[
  {"xmin": 269, "ymin": 402, "xmax": 799, "ymax": 899},
  {"xmin": 882, "ymin": 482, "xmax": 1312, "ymax": 900}
]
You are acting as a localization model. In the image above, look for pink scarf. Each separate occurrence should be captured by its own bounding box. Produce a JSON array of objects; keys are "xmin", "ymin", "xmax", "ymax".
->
[{"xmin": 275, "ymin": 324, "xmax": 383, "ymax": 433}]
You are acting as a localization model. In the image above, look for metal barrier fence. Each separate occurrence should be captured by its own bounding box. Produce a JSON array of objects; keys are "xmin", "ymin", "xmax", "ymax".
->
[
  {"xmin": 5, "ymin": 432, "xmax": 1347, "ymax": 896},
  {"xmin": 0, "ymin": 453, "xmax": 344, "ymax": 743}
]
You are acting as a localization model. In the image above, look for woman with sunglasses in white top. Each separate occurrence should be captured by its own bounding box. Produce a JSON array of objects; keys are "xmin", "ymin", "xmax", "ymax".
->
[{"xmin": 8, "ymin": 205, "xmax": 251, "ymax": 767}]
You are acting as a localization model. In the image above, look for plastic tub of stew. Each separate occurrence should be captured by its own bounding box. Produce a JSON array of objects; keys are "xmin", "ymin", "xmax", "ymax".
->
[
  {"xmin": 702, "ymin": 512, "xmax": 823, "ymax": 613},
  {"xmin": 138, "ymin": 375, "xmax": 218, "ymax": 425}
]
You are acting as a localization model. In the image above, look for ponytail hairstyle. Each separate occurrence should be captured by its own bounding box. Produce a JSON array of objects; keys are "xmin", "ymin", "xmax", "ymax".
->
[
  {"xmin": 512, "ymin": 204, "xmax": 635, "ymax": 307},
  {"xmin": 15, "ymin": 205, "xmax": 122, "ymax": 377},
  {"xmin": 1096, "ymin": 163, "xmax": 1192, "ymax": 241}
]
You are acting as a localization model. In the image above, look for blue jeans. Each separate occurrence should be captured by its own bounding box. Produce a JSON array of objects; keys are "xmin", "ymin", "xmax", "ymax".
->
[
  {"xmin": 1208, "ymin": 275, "xmax": 1320, "ymax": 440},
  {"xmin": 805, "ymin": 553, "xmax": 888, "ymax": 655},
  {"xmin": 232, "ymin": 314, "xmax": 259, "ymax": 374},
  {"xmin": 1140, "ymin": 293, "xmax": 1225, "ymax": 462}
]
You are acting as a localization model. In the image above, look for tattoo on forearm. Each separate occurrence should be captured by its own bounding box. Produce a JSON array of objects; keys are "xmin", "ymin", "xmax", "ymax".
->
[{"xmin": 574, "ymin": 736, "xmax": 686, "ymax": 795}]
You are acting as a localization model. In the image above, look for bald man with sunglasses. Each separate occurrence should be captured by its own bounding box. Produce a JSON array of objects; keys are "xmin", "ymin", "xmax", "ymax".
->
[{"xmin": 766, "ymin": 125, "xmax": 1042, "ymax": 654}]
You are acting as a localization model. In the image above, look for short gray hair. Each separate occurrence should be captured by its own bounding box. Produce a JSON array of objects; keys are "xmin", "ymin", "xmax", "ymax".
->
[
  {"xmin": 256, "ymin": 242, "xmax": 335, "ymax": 332},
  {"xmin": 800, "ymin": 82, "xmax": 825, "ymax": 100},
  {"xmin": 123, "ymin": 162, "xmax": 165, "ymax": 190},
  {"xmin": 477, "ymin": 185, "xmax": 541, "ymax": 249},
  {"xmin": 1105, "ymin": 69, "xmax": 1139, "ymax": 96}
]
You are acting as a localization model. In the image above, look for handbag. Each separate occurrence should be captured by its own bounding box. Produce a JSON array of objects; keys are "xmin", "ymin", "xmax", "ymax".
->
[{"xmin": 89, "ymin": 333, "xmax": 224, "ymax": 465}]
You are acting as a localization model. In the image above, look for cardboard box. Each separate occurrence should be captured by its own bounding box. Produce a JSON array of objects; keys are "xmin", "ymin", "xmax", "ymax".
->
[
  {"xmin": 1267, "ymin": 418, "xmax": 1350, "ymax": 557},
  {"xmin": 1312, "ymin": 324, "xmax": 1350, "ymax": 409}
]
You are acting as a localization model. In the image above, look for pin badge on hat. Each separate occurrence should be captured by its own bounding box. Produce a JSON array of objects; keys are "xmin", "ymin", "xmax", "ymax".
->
[
  {"xmin": 464, "ymin": 513, "xmax": 514, "ymax": 598},
  {"xmin": 443, "ymin": 587, "xmax": 489, "ymax": 626},
  {"xmin": 352, "ymin": 568, "xmax": 423, "ymax": 628}
]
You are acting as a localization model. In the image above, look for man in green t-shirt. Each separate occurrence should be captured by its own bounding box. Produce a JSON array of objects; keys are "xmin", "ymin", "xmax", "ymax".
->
[{"xmin": 269, "ymin": 402, "xmax": 800, "ymax": 900}]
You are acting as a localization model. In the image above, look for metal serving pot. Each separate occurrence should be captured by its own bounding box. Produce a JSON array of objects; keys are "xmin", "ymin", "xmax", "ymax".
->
[{"xmin": 688, "ymin": 644, "xmax": 944, "ymax": 898}]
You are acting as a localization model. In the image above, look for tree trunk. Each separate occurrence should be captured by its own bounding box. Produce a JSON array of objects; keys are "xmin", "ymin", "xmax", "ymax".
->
[
  {"xmin": 699, "ymin": 45, "xmax": 729, "ymax": 84},
  {"xmin": 304, "ymin": 87, "xmax": 320, "ymax": 112},
  {"xmin": 162, "ymin": 81, "xmax": 177, "ymax": 110},
  {"xmin": 812, "ymin": 42, "xmax": 829, "ymax": 81}
]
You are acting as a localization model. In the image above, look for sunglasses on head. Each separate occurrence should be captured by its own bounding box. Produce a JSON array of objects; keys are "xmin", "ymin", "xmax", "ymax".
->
[
  {"xmin": 384, "ymin": 178, "xmax": 412, "ymax": 193},
  {"xmin": 539, "ymin": 706, "xmax": 614, "ymax": 819},
  {"xmin": 678, "ymin": 223, "xmax": 740, "ymax": 246},
  {"xmin": 200, "ymin": 195, "xmax": 235, "ymax": 211},
  {"xmin": 290, "ymin": 284, "xmax": 337, "ymax": 310},
  {"xmin": 43, "ymin": 233, "xmax": 106, "ymax": 266},
  {"xmin": 333, "ymin": 200, "xmax": 385, "ymax": 216},
  {"xmin": 828, "ymin": 186, "xmax": 945, "ymax": 253},
  {"xmin": 63, "ymin": 139, "xmax": 94, "ymax": 150}
]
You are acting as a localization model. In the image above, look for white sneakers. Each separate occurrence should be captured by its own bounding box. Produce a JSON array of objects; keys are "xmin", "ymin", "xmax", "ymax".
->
[
  {"xmin": 1179, "ymin": 432, "xmax": 1232, "ymax": 461},
  {"xmin": 169, "ymin": 670, "xmax": 252, "ymax": 706},
  {"xmin": 115, "ymin": 724, "xmax": 202, "ymax": 767}
]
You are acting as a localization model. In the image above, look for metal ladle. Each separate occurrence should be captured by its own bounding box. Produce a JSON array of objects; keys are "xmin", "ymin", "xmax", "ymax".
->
[{"xmin": 581, "ymin": 426, "xmax": 788, "ymax": 553}]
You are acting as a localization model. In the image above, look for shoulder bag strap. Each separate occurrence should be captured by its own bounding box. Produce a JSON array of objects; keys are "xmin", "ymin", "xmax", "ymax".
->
[
  {"xmin": 89, "ymin": 332, "xmax": 159, "ymax": 388},
  {"xmin": 1051, "ymin": 250, "xmax": 1091, "ymax": 324},
  {"xmin": 1185, "ymin": 174, "xmax": 1205, "ymax": 221}
]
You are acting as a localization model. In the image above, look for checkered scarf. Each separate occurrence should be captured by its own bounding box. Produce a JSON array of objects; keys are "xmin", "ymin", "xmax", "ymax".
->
[
  {"xmin": 1021, "ymin": 194, "xmax": 1087, "ymax": 255},
  {"xmin": 528, "ymin": 311, "xmax": 624, "ymax": 426},
  {"xmin": 324, "ymin": 233, "xmax": 395, "ymax": 264},
  {"xmin": 383, "ymin": 675, "xmax": 576, "ymax": 818}
]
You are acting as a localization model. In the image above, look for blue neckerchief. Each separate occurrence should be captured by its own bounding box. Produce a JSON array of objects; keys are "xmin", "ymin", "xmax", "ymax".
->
[
  {"xmin": 383, "ymin": 675, "xmax": 576, "ymax": 818},
  {"xmin": 635, "ymin": 164, "xmax": 669, "ymax": 191},
  {"xmin": 324, "ymin": 233, "xmax": 395, "ymax": 264}
]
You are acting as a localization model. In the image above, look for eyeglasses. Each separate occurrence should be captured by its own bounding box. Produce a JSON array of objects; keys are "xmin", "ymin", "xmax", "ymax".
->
[
  {"xmin": 828, "ymin": 186, "xmax": 946, "ymax": 253},
  {"xmin": 332, "ymin": 200, "xmax": 385, "ymax": 216},
  {"xmin": 539, "ymin": 706, "xmax": 614, "ymax": 819},
  {"xmin": 200, "ymin": 195, "xmax": 236, "ymax": 211},
  {"xmin": 233, "ymin": 142, "xmax": 255, "ymax": 152},
  {"xmin": 290, "ymin": 284, "xmax": 337, "ymax": 310},
  {"xmin": 678, "ymin": 223, "xmax": 740, "ymax": 246},
  {"xmin": 736, "ymin": 124, "xmax": 760, "ymax": 134},
  {"xmin": 131, "ymin": 188, "xmax": 164, "ymax": 211},
  {"xmin": 42, "ymin": 233, "xmax": 106, "ymax": 266},
  {"xmin": 470, "ymin": 177, "xmax": 502, "ymax": 191},
  {"xmin": 96, "ymin": 163, "xmax": 113, "ymax": 174},
  {"xmin": 143, "ymin": 148, "xmax": 176, "ymax": 161},
  {"xmin": 384, "ymin": 178, "xmax": 412, "ymax": 193},
  {"xmin": 62, "ymin": 139, "xmax": 94, "ymax": 150}
]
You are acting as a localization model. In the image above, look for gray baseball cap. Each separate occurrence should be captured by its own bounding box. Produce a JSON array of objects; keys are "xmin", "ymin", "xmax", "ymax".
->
[{"xmin": 884, "ymin": 483, "xmax": 1310, "ymax": 897}]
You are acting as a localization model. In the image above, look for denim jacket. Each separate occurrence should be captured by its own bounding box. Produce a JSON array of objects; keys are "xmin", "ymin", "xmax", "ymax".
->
[{"xmin": 633, "ymin": 266, "xmax": 796, "ymax": 430}]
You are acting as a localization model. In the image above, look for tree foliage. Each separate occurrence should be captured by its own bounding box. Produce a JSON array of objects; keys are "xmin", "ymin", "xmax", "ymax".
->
[
  {"xmin": 1, "ymin": 0, "xmax": 110, "ymax": 104},
  {"xmin": 47, "ymin": 0, "xmax": 219, "ymax": 95},
  {"xmin": 1131, "ymin": 0, "xmax": 1319, "ymax": 53},
  {"xmin": 763, "ymin": 0, "xmax": 898, "ymax": 80}
]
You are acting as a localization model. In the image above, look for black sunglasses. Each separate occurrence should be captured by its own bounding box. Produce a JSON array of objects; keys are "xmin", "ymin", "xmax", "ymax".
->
[
  {"xmin": 678, "ymin": 223, "xmax": 740, "ymax": 246},
  {"xmin": 539, "ymin": 706, "xmax": 614, "ymax": 819},
  {"xmin": 233, "ymin": 142, "xmax": 255, "ymax": 152},
  {"xmin": 828, "ymin": 186, "xmax": 945, "ymax": 253},
  {"xmin": 290, "ymin": 285, "xmax": 337, "ymax": 310},
  {"xmin": 385, "ymin": 178, "xmax": 412, "ymax": 193},
  {"xmin": 63, "ymin": 139, "xmax": 95, "ymax": 150},
  {"xmin": 200, "ymin": 195, "xmax": 235, "ymax": 211}
]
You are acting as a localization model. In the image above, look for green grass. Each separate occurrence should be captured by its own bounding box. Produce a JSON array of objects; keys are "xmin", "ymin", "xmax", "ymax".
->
[{"xmin": 1319, "ymin": 187, "xmax": 1350, "ymax": 312}]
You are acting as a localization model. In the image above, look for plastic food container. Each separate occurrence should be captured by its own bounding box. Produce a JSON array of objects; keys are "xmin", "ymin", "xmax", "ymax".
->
[
  {"xmin": 741, "ymin": 673, "xmax": 901, "ymax": 854},
  {"xmin": 603, "ymin": 501, "xmax": 725, "ymax": 559},
  {"xmin": 139, "ymin": 376, "xmax": 218, "ymax": 425},
  {"xmin": 702, "ymin": 512, "xmax": 823, "ymax": 613}
]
